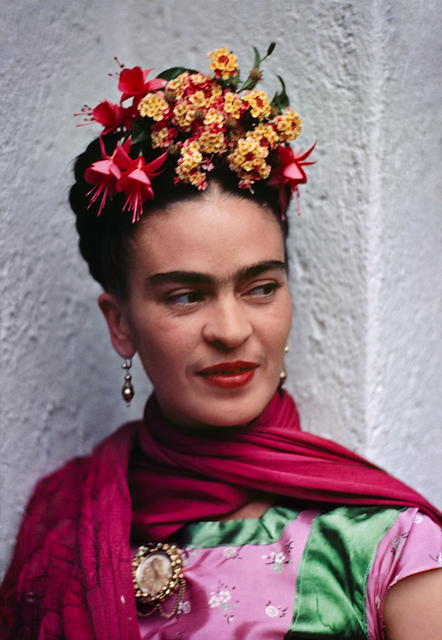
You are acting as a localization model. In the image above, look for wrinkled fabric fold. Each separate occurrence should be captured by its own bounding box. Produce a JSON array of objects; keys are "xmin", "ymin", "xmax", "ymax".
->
[
  {"xmin": 130, "ymin": 390, "xmax": 441, "ymax": 541},
  {"xmin": 1, "ymin": 390, "xmax": 440, "ymax": 639}
]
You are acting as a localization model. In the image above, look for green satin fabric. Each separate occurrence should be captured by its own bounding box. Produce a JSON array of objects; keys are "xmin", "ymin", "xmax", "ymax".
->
[
  {"xmin": 175, "ymin": 502, "xmax": 302, "ymax": 548},
  {"xmin": 173, "ymin": 502, "xmax": 403, "ymax": 638},
  {"xmin": 288, "ymin": 506, "xmax": 402, "ymax": 639}
]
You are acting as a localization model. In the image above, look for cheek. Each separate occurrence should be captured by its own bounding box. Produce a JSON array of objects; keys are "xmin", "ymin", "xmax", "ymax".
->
[
  {"xmin": 268, "ymin": 295, "xmax": 293, "ymax": 343},
  {"xmin": 130, "ymin": 314, "xmax": 199, "ymax": 378}
]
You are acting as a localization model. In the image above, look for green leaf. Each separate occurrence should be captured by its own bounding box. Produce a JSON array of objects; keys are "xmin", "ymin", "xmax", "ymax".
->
[
  {"xmin": 239, "ymin": 77, "xmax": 257, "ymax": 92},
  {"xmin": 267, "ymin": 42, "xmax": 276, "ymax": 57},
  {"xmin": 252, "ymin": 46, "xmax": 261, "ymax": 70},
  {"xmin": 131, "ymin": 119, "xmax": 151, "ymax": 145},
  {"xmin": 156, "ymin": 67, "xmax": 199, "ymax": 81},
  {"xmin": 271, "ymin": 74, "xmax": 290, "ymax": 112}
]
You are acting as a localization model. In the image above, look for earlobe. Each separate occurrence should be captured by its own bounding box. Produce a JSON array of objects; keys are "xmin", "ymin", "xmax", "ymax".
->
[{"xmin": 98, "ymin": 293, "xmax": 137, "ymax": 359}]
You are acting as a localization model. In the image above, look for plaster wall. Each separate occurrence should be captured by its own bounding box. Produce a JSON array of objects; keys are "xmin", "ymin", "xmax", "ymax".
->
[{"xmin": 1, "ymin": 0, "xmax": 441, "ymax": 578}]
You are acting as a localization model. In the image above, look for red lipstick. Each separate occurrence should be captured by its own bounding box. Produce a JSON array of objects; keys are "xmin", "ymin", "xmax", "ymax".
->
[{"xmin": 196, "ymin": 361, "xmax": 258, "ymax": 389}]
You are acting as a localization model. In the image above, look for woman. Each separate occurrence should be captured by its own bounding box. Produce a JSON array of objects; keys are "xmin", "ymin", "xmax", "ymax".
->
[{"xmin": 1, "ymin": 46, "xmax": 441, "ymax": 639}]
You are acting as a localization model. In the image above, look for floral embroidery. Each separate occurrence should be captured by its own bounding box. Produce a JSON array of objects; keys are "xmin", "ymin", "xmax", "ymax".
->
[
  {"xmin": 208, "ymin": 580, "xmax": 239, "ymax": 623},
  {"xmin": 209, "ymin": 589, "xmax": 231, "ymax": 608},
  {"xmin": 414, "ymin": 514, "xmax": 423, "ymax": 524},
  {"xmin": 177, "ymin": 600, "xmax": 191, "ymax": 614},
  {"xmin": 262, "ymin": 550, "xmax": 291, "ymax": 573},
  {"xmin": 181, "ymin": 547, "xmax": 200, "ymax": 566},
  {"xmin": 223, "ymin": 547, "xmax": 242, "ymax": 560},
  {"xmin": 391, "ymin": 532, "xmax": 408, "ymax": 557},
  {"xmin": 265, "ymin": 601, "xmax": 287, "ymax": 618}
]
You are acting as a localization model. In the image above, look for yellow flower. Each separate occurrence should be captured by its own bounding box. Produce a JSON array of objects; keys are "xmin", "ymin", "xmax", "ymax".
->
[
  {"xmin": 273, "ymin": 108, "xmax": 302, "ymax": 142},
  {"xmin": 173, "ymin": 101, "xmax": 197, "ymax": 128},
  {"xmin": 227, "ymin": 135, "xmax": 271, "ymax": 183},
  {"xmin": 176, "ymin": 140, "xmax": 208, "ymax": 189},
  {"xmin": 243, "ymin": 90, "xmax": 271, "ymax": 120},
  {"xmin": 138, "ymin": 92, "xmax": 170, "ymax": 121},
  {"xmin": 224, "ymin": 92, "xmax": 243, "ymax": 120},
  {"xmin": 198, "ymin": 130, "xmax": 226, "ymax": 154},
  {"xmin": 208, "ymin": 47, "xmax": 238, "ymax": 80},
  {"xmin": 203, "ymin": 107, "xmax": 224, "ymax": 126},
  {"xmin": 167, "ymin": 72, "xmax": 191, "ymax": 101},
  {"xmin": 246, "ymin": 123, "xmax": 279, "ymax": 150},
  {"xmin": 151, "ymin": 127, "xmax": 170, "ymax": 148},
  {"xmin": 189, "ymin": 73, "xmax": 211, "ymax": 86},
  {"xmin": 211, "ymin": 84, "xmax": 223, "ymax": 99},
  {"xmin": 178, "ymin": 140, "xmax": 203, "ymax": 170},
  {"xmin": 167, "ymin": 72, "xmax": 189, "ymax": 92},
  {"xmin": 189, "ymin": 90, "xmax": 208, "ymax": 109}
]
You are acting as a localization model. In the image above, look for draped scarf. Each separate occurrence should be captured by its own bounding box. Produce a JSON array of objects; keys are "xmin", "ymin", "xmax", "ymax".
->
[
  {"xmin": 130, "ymin": 389, "xmax": 441, "ymax": 541},
  {"xmin": 1, "ymin": 390, "xmax": 440, "ymax": 639}
]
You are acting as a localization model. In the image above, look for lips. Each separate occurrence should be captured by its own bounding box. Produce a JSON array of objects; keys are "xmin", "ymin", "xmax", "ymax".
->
[{"xmin": 195, "ymin": 361, "xmax": 258, "ymax": 389}]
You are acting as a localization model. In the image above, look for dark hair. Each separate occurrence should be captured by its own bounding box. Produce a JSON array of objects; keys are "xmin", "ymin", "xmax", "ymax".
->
[{"xmin": 69, "ymin": 133, "xmax": 289, "ymax": 299}]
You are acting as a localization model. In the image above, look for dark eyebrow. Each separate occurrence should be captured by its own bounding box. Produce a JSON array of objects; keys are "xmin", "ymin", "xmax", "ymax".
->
[{"xmin": 148, "ymin": 260, "xmax": 287, "ymax": 288}]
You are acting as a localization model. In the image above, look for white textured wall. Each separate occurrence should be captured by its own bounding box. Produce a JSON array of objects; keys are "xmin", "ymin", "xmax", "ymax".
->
[{"xmin": 1, "ymin": 0, "xmax": 441, "ymax": 578}]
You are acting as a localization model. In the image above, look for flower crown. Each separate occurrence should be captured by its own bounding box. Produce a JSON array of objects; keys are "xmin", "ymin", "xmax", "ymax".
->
[{"xmin": 77, "ymin": 44, "xmax": 314, "ymax": 222}]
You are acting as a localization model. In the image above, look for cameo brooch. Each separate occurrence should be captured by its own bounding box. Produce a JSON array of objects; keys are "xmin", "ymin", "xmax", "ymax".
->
[{"xmin": 132, "ymin": 542, "xmax": 185, "ymax": 618}]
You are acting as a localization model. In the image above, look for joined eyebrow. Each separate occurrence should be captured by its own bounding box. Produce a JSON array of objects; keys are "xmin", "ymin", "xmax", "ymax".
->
[{"xmin": 147, "ymin": 260, "xmax": 287, "ymax": 288}]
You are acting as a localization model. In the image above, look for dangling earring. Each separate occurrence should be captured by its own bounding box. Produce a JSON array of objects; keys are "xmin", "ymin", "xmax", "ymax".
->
[
  {"xmin": 279, "ymin": 345, "xmax": 289, "ymax": 388},
  {"xmin": 122, "ymin": 359, "xmax": 135, "ymax": 406}
]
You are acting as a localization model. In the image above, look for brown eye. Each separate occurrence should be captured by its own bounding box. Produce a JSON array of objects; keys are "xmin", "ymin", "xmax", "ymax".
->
[
  {"xmin": 167, "ymin": 291, "xmax": 204, "ymax": 305},
  {"xmin": 247, "ymin": 282, "xmax": 279, "ymax": 297}
]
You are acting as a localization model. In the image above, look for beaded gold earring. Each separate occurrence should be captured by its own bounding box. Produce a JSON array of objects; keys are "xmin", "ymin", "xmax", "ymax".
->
[{"xmin": 122, "ymin": 359, "xmax": 135, "ymax": 406}]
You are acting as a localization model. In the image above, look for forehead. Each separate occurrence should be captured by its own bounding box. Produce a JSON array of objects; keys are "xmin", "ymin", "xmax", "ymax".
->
[{"xmin": 128, "ymin": 194, "xmax": 286, "ymax": 280}]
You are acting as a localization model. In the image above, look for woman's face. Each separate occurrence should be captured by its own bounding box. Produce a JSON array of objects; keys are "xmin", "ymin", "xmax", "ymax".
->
[{"xmin": 101, "ymin": 189, "xmax": 292, "ymax": 428}]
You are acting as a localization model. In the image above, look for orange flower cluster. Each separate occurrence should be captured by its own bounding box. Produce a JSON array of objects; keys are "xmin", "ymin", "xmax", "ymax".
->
[
  {"xmin": 79, "ymin": 45, "xmax": 314, "ymax": 220},
  {"xmin": 137, "ymin": 48, "xmax": 303, "ymax": 190}
]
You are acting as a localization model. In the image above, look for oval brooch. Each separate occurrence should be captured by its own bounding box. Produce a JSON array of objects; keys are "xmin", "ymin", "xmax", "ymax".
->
[{"xmin": 132, "ymin": 542, "xmax": 185, "ymax": 618}]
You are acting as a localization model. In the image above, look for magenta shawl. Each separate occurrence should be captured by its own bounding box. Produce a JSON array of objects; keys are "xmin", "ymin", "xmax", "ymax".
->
[{"xmin": 1, "ymin": 390, "xmax": 440, "ymax": 639}]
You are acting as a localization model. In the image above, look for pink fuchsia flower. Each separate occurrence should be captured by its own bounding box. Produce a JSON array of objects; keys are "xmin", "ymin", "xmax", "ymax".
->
[
  {"xmin": 115, "ymin": 143, "xmax": 168, "ymax": 222},
  {"xmin": 84, "ymin": 137, "xmax": 131, "ymax": 215},
  {"xmin": 267, "ymin": 143, "xmax": 316, "ymax": 216},
  {"xmin": 91, "ymin": 100, "xmax": 131, "ymax": 134},
  {"xmin": 118, "ymin": 66, "xmax": 167, "ymax": 105}
]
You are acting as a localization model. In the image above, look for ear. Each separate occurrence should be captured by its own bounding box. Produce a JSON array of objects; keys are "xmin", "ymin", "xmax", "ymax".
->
[{"xmin": 98, "ymin": 293, "xmax": 137, "ymax": 359}]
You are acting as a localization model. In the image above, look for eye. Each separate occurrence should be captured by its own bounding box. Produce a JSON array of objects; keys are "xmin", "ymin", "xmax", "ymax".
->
[
  {"xmin": 165, "ymin": 290, "xmax": 205, "ymax": 306},
  {"xmin": 245, "ymin": 281, "xmax": 281, "ymax": 299}
]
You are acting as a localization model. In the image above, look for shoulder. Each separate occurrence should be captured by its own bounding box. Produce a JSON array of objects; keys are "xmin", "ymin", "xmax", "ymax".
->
[
  {"xmin": 0, "ymin": 420, "xmax": 141, "ymax": 633},
  {"xmin": 361, "ymin": 506, "xmax": 442, "ymax": 639},
  {"xmin": 383, "ymin": 568, "xmax": 442, "ymax": 639},
  {"xmin": 23, "ymin": 419, "xmax": 141, "ymax": 538}
]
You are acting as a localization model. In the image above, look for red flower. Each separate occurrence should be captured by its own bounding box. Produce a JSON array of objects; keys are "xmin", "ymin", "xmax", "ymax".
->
[
  {"xmin": 84, "ymin": 137, "xmax": 131, "ymax": 215},
  {"xmin": 115, "ymin": 144, "xmax": 168, "ymax": 222},
  {"xmin": 118, "ymin": 66, "xmax": 167, "ymax": 105},
  {"xmin": 268, "ymin": 143, "xmax": 316, "ymax": 216},
  {"xmin": 91, "ymin": 100, "xmax": 130, "ymax": 134}
]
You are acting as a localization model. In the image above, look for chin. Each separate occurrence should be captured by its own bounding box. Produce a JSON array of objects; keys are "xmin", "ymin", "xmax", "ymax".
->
[{"xmin": 164, "ymin": 386, "xmax": 278, "ymax": 430}]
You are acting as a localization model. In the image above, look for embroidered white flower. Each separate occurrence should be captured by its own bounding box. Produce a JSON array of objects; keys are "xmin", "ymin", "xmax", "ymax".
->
[
  {"xmin": 414, "ymin": 514, "xmax": 423, "ymax": 524},
  {"xmin": 437, "ymin": 552, "xmax": 442, "ymax": 568},
  {"xmin": 182, "ymin": 601, "xmax": 191, "ymax": 614},
  {"xmin": 375, "ymin": 595, "xmax": 381, "ymax": 610},
  {"xmin": 223, "ymin": 547, "xmax": 237, "ymax": 559},
  {"xmin": 218, "ymin": 590, "xmax": 231, "ymax": 603},
  {"xmin": 209, "ymin": 594, "xmax": 221, "ymax": 608},
  {"xmin": 265, "ymin": 604, "xmax": 279, "ymax": 617},
  {"xmin": 209, "ymin": 589, "xmax": 231, "ymax": 608},
  {"xmin": 182, "ymin": 547, "xmax": 200, "ymax": 565}
]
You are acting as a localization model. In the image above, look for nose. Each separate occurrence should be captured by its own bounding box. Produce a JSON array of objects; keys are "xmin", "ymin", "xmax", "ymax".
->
[{"xmin": 202, "ymin": 295, "xmax": 252, "ymax": 349}]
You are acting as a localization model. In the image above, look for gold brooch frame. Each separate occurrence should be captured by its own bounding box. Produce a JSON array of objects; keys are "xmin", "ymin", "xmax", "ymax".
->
[{"xmin": 132, "ymin": 542, "xmax": 184, "ymax": 605}]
